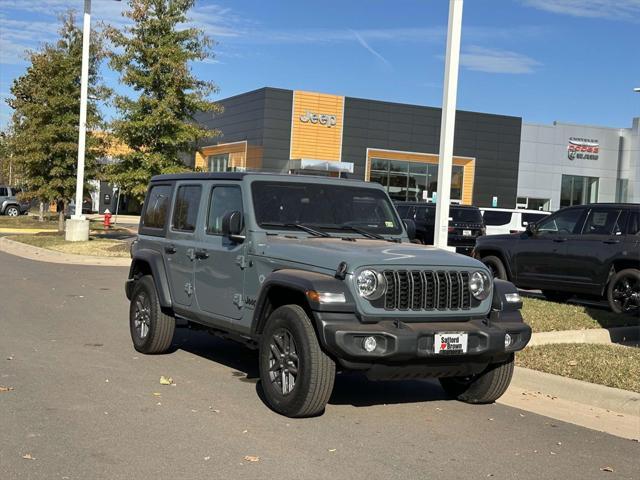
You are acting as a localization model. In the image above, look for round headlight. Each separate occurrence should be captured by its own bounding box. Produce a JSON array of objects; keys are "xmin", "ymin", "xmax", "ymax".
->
[
  {"xmin": 469, "ymin": 271, "xmax": 491, "ymax": 300},
  {"xmin": 356, "ymin": 269, "xmax": 386, "ymax": 300}
]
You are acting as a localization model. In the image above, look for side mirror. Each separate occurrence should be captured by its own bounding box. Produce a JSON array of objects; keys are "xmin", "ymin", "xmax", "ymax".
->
[
  {"xmin": 221, "ymin": 211, "xmax": 245, "ymax": 243},
  {"xmin": 403, "ymin": 219, "xmax": 416, "ymax": 241},
  {"xmin": 525, "ymin": 222, "xmax": 537, "ymax": 236}
]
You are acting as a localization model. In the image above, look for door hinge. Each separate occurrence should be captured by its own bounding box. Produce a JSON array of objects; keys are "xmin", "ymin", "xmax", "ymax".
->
[
  {"xmin": 236, "ymin": 255, "xmax": 249, "ymax": 269},
  {"xmin": 232, "ymin": 293, "xmax": 244, "ymax": 308}
]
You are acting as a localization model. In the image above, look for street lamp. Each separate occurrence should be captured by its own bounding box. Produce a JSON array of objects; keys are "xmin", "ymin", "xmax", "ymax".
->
[
  {"xmin": 66, "ymin": 0, "xmax": 93, "ymax": 241},
  {"xmin": 433, "ymin": 0, "xmax": 464, "ymax": 250},
  {"xmin": 634, "ymin": 87, "xmax": 640, "ymax": 92}
]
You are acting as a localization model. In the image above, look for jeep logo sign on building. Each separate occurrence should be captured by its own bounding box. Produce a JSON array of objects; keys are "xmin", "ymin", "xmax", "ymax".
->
[
  {"xmin": 568, "ymin": 137, "xmax": 599, "ymax": 160},
  {"xmin": 299, "ymin": 111, "xmax": 337, "ymax": 127}
]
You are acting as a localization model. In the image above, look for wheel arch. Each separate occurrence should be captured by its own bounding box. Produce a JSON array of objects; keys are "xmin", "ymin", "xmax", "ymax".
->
[
  {"xmin": 126, "ymin": 249, "xmax": 173, "ymax": 309},
  {"xmin": 476, "ymin": 248, "xmax": 513, "ymax": 281},
  {"xmin": 251, "ymin": 269, "xmax": 355, "ymax": 337}
]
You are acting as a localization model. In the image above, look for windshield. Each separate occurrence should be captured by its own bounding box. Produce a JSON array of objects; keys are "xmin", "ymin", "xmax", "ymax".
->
[{"xmin": 251, "ymin": 181, "xmax": 403, "ymax": 235}]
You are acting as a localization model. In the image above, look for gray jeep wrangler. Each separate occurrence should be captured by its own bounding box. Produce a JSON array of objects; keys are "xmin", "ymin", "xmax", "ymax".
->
[{"xmin": 126, "ymin": 172, "xmax": 531, "ymax": 417}]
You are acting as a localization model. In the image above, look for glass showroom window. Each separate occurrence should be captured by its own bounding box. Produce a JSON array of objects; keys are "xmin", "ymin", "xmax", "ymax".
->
[
  {"xmin": 516, "ymin": 197, "xmax": 551, "ymax": 211},
  {"xmin": 369, "ymin": 158, "xmax": 463, "ymax": 202},
  {"xmin": 560, "ymin": 175, "xmax": 599, "ymax": 208},
  {"xmin": 208, "ymin": 153, "xmax": 230, "ymax": 172}
]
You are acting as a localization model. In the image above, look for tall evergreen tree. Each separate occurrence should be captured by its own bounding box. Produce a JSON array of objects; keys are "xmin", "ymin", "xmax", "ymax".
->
[
  {"xmin": 7, "ymin": 12, "xmax": 107, "ymax": 229},
  {"xmin": 105, "ymin": 0, "xmax": 222, "ymax": 200}
]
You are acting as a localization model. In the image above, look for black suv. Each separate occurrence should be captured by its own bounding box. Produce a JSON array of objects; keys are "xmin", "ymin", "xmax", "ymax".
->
[
  {"xmin": 395, "ymin": 202, "xmax": 485, "ymax": 255},
  {"xmin": 475, "ymin": 203, "xmax": 640, "ymax": 314}
]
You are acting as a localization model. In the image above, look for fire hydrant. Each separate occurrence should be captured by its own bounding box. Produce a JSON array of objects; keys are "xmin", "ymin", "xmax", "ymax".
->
[{"xmin": 103, "ymin": 209, "xmax": 112, "ymax": 229}]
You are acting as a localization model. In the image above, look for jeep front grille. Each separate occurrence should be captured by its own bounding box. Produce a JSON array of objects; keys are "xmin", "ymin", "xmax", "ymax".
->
[{"xmin": 382, "ymin": 270, "xmax": 471, "ymax": 311}]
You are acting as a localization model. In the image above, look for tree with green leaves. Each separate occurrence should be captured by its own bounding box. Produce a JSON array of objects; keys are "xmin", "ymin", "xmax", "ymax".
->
[
  {"xmin": 7, "ymin": 12, "xmax": 107, "ymax": 229},
  {"xmin": 105, "ymin": 0, "xmax": 222, "ymax": 201}
]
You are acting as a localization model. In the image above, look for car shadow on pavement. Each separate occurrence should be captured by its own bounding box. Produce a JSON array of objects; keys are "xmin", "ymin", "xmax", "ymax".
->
[{"xmin": 174, "ymin": 327, "xmax": 451, "ymax": 409}]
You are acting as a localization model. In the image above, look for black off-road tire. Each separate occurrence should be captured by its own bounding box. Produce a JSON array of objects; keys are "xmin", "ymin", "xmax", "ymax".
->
[
  {"xmin": 129, "ymin": 275, "xmax": 175, "ymax": 354},
  {"xmin": 541, "ymin": 290, "xmax": 573, "ymax": 303},
  {"xmin": 439, "ymin": 355, "xmax": 514, "ymax": 404},
  {"xmin": 259, "ymin": 305, "xmax": 336, "ymax": 418},
  {"xmin": 5, "ymin": 205, "xmax": 19, "ymax": 217},
  {"xmin": 607, "ymin": 268, "xmax": 640, "ymax": 315},
  {"xmin": 481, "ymin": 255, "xmax": 508, "ymax": 280}
]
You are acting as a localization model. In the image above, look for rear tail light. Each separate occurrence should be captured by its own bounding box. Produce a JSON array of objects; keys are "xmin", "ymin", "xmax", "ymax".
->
[{"xmin": 448, "ymin": 227, "xmax": 455, "ymax": 233}]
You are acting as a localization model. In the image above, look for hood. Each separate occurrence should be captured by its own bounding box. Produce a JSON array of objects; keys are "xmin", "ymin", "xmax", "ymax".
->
[{"xmin": 253, "ymin": 236, "xmax": 486, "ymax": 273}]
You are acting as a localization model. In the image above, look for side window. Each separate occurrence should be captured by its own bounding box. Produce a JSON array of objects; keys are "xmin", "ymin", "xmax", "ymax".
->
[
  {"xmin": 207, "ymin": 186, "xmax": 243, "ymax": 235},
  {"xmin": 537, "ymin": 208, "xmax": 584, "ymax": 235},
  {"xmin": 171, "ymin": 185, "xmax": 202, "ymax": 233},
  {"xmin": 581, "ymin": 209, "xmax": 622, "ymax": 235},
  {"xmin": 483, "ymin": 211, "xmax": 512, "ymax": 226},
  {"xmin": 0, "ymin": 187, "xmax": 7, "ymax": 196},
  {"xmin": 142, "ymin": 185, "xmax": 172, "ymax": 230},
  {"xmin": 521, "ymin": 213, "xmax": 547, "ymax": 227}
]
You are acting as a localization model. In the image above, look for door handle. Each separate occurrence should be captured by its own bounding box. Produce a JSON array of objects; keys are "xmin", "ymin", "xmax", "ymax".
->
[
  {"xmin": 194, "ymin": 248, "xmax": 209, "ymax": 260},
  {"xmin": 552, "ymin": 238, "xmax": 567, "ymax": 243},
  {"xmin": 603, "ymin": 239, "xmax": 620, "ymax": 244},
  {"xmin": 164, "ymin": 245, "xmax": 176, "ymax": 254}
]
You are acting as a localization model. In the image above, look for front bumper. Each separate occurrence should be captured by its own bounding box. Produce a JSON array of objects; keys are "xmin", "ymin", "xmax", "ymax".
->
[{"xmin": 315, "ymin": 311, "xmax": 530, "ymax": 378}]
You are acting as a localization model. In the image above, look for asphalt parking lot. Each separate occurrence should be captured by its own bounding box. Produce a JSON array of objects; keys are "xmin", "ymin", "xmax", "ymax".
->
[{"xmin": 1, "ymin": 250, "xmax": 638, "ymax": 480}]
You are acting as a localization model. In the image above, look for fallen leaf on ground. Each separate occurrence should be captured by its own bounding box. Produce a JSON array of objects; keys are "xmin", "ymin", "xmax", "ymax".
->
[
  {"xmin": 159, "ymin": 376, "xmax": 174, "ymax": 385},
  {"xmin": 7, "ymin": 355, "xmax": 14, "ymax": 360},
  {"xmin": 0, "ymin": 386, "xmax": 14, "ymax": 393},
  {"xmin": 244, "ymin": 455, "xmax": 260, "ymax": 462},
  {"xmin": 204, "ymin": 456, "xmax": 211, "ymax": 461},
  {"xmin": 328, "ymin": 449, "xmax": 336, "ymax": 453},
  {"xmin": 567, "ymin": 360, "xmax": 578, "ymax": 366},
  {"xmin": 152, "ymin": 392, "xmax": 161, "ymax": 397},
  {"xmin": 22, "ymin": 453, "xmax": 35, "ymax": 460},
  {"xmin": 600, "ymin": 467, "xmax": 614, "ymax": 472}
]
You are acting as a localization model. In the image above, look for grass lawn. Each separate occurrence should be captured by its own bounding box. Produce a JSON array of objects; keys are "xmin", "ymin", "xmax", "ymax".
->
[
  {"xmin": 0, "ymin": 215, "xmax": 58, "ymax": 229},
  {"xmin": 7, "ymin": 232, "xmax": 129, "ymax": 257},
  {"xmin": 516, "ymin": 343, "xmax": 640, "ymax": 393},
  {"xmin": 521, "ymin": 297, "xmax": 638, "ymax": 333}
]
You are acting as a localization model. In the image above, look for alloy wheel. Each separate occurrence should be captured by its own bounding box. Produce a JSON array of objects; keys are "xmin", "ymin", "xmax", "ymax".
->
[
  {"xmin": 6, "ymin": 207, "xmax": 19, "ymax": 217},
  {"xmin": 611, "ymin": 274, "xmax": 640, "ymax": 313},
  {"xmin": 268, "ymin": 328, "xmax": 299, "ymax": 396},
  {"xmin": 133, "ymin": 292, "xmax": 151, "ymax": 339}
]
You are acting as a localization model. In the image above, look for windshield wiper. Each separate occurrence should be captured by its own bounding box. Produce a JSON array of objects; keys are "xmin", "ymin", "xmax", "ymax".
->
[
  {"xmin": 336, "ymin": 225, "xmax": 389, "ymax": 241},
  {"xmin": 260, "ymin": 222, "xmax": 332, "ymax": 238}
]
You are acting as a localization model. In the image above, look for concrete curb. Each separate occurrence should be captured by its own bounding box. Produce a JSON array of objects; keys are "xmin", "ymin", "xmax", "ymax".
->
[
  {"xmin": 0, "ymin": 236, "xmax": 130, "ymax": 267},
  {"xmin": 511, "ymin": 366, "xmax": 640, "ymax": 417},
  {"xmin": 529, "ymin": 326, "xmax": 640, "ymax": 346}
]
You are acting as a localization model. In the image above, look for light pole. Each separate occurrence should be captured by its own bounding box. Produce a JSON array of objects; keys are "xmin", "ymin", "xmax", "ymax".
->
[
  {"xmin": 634, "ymin": 87, "xmax": 640, "ymax": 92},
  {"xmin": 66, "ymin": 0, "xmax": 92, "ymax": 241},
  {"xmin": 433, "ymin": 0, "xmax": 463, "ymax": 250}
]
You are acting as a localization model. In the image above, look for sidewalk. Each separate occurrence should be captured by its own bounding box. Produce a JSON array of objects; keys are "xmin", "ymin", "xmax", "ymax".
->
[{"xmin": 0, "ymin": 236, "xmax": 130, "ymax": 267}]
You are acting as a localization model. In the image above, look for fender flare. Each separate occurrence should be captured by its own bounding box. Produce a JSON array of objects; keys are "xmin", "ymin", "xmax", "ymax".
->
[
  {"xmin": 127, "ymin": 249, "xmax": 173, "ymax": 308},
  {"xmin": 251, "ymin": 269, "xmax": 356, "ymax": 335},
  {"xmin": 1, "ymin": 201, "xmax": 20, "ymax": 214},
  {"xmin": 476, "ymin": 246, "xmax": 515, "ymax": 280}
]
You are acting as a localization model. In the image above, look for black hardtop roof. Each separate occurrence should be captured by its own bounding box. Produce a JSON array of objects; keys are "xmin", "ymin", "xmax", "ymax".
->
[
  {"xmin": 561, "ymin": 203, "xmax": 639, "ymax": 209},
  {"xmin": 149, "ymin": 171, "xmax": 371, "ymax": 185}
]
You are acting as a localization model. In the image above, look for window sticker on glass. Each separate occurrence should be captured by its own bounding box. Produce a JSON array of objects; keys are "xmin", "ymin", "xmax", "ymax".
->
[{"xmin": 385, "ymin": 221, "xmax": 394, "ymax": 227}]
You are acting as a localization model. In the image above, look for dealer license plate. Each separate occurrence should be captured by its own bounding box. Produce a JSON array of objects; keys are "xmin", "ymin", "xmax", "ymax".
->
[
  {"xmin": 463, "ymin": 229, "xmax": 472, "ymax": 236},
  {"xmin": 434, "ymin": 332, "xmax": 468, "ymax": 354}
]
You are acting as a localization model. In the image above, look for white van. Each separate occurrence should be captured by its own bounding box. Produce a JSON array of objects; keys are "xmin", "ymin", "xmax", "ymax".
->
[{"xmin": 480, "ymin": 208, "xmax": 551, "ymax": 235}]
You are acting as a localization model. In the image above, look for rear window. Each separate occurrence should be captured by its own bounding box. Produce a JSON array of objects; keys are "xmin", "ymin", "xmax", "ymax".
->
[
  {"xmin": 521, "ymin": 212, "xmax": 547, "ymax": 227},
  {"xmin": 142, "ymin": 185, "xmax": 172, "ymax": 230},
  {"xmin": 451, "ymin": 207, "xmax": 483, "ymax": 224},
  {"xmin": 419, "ymin": 205, "xmax": 482, "ymax": 224},
  {"xmin": 483, "ymin": 210, "xmax": 512, "ymax": 226}
]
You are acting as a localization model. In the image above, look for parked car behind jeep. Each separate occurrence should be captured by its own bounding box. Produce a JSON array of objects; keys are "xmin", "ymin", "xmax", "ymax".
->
[
  {"xmin": 0, "ymin": 185, "xmax": 30, "ymax": 216},
  {"xmin": 395, "ymin": 202, "xmax": 485, "ymax": 255},
  {"xmin": 126, "ymin": 173, "xmax": 531, "ymax": 417},
  {"xmin": 475, "ymin": 203, "xmax": 640, "ymax": 314}
]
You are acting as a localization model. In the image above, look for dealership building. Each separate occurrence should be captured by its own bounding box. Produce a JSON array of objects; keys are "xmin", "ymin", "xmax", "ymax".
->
[{"xmin": 191, "ymin": 87, "xmax": 639, "ymax": 211}]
